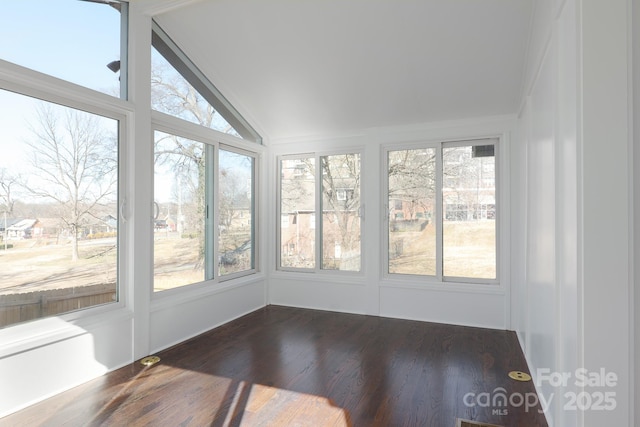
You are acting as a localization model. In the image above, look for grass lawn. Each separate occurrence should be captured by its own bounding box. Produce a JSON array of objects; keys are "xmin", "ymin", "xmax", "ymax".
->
[{"xmin": 389, "ymin": 220, "xmax": 496, "ymax": 279}]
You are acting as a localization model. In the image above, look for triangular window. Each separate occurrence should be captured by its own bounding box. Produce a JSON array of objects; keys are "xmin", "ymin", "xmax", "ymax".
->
[{"xmin": 151, "ymin": 22, "xmax": 261, "ymax": 143}]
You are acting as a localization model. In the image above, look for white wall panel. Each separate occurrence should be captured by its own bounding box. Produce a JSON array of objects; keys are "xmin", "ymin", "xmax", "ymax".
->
[
  {"xmin": 269, "ymin": 276, "xmax": 368, "ymax": 315},
  {"xmin": 0, "ymin": 311, "xmax": 133, "ymax": 418},
  {"xmin": 525, "ymin": 40, "xmax": 558, "ymax": 416},
  {"xmin": 514, "ymin": 0, "xmax": 634, "ymax": 425},
  {"xmin": 580, "ymin": 0, "xmax": 631, "ymax": 424},
  {"xmin": 554, "ymin": 2, "xmax": 579, "ymax": 425},
  {"xmin": 634, "ymin": 0, "xmax": 640, "ymax": 419},
  {"xmin": 150, "ymin": 279, "xmax": 266, "ymax": 353},
  {"xmin": 380, "ymin": 286, "xmax": 505, "ymax": 329}
]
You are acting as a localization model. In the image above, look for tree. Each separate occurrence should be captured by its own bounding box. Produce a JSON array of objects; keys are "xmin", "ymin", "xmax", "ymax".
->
[
  {"xmin": 25, "ymin": 103, "xmax": 117, "ymax": 261},
  {"xmin": 0, "ymin": 169, "xmax": 19, "ymax": 250},
  {"xmin": 387, "ymin": 149, "xmax": 436, "ymax": 221},
  {"xmin": 320, "ymin": 154, "xmax": 361, "ymax": 270}
]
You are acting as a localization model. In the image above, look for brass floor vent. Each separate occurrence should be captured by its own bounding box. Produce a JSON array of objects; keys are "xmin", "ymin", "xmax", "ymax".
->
[
  {"xmin": 140, "ymin": 355, "xmax": 161, "ymax": 367},
  {"xmin": 456, "ymin": 419, "xmax": 504, "ymax": 427}
]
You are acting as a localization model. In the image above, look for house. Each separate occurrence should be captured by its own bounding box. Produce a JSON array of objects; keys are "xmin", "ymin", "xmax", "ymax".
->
[
  {"xmin": 0, "ymin": 1, "xmax": 637, "ymax": 426},
  {"xmin": 5, "ymin": 219, "xmax": 38, "ymax": 240}
]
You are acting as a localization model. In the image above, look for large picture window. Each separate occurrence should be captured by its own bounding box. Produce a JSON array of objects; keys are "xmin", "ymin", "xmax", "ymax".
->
[
  {"xmin": 0, "ymin": 89, "xmax": 121, "ymax": 328},
  {"xmin": 278, "ymin": 152, "xmax": 362, "ymax": 272},
  {"xmin": 386, "ymin": 139, "xmax": 497, "ymax": 282}
]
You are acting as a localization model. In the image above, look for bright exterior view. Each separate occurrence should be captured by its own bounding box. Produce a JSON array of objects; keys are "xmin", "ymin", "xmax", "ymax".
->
[
  {"xmin": 0, "ymin": 0, "xmax": 124, "ymax": 328},
  {"xmin": 279, "ymin": 153, "xmax": 361, "ymax": 272},
  {"xmin": 0, "ymin": 90, "xmax": 120, "ymax": 328},
  {"xmin": 387, "ymin": 141, "xmax": 496, "ymax": 280},
  {"xmin": 0, "ymin": 1, "xmax": 260, "ymax": 327},
  {"xmin": 153, "ymin": 139, "xmax": 255, "ymax": 291},
  {"xmin": 388, "ymin": 148, "xmax": 437, "ymax": 275},
  {"xmin": 152, "ymin": 23, "xmax": 257, "ymax": 292}
]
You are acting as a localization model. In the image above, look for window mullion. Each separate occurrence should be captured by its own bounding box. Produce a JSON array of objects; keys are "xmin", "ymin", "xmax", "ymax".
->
[
  {"xmin": 316, "ymin": 154, "xmax": 323, "ymax": 272},
  {"xmin": 205, "ymin": 143, "xmax": 216, "ymax": 280},
  {"xmin": 436, "ymin": 144, "xmax": 444, "ymax": 280}
]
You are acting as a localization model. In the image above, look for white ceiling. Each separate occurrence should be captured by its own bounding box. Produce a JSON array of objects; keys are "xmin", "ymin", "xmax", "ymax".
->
[{"xmin": 157, "ymin": 0, "xmax": 533, "ymax": 141}]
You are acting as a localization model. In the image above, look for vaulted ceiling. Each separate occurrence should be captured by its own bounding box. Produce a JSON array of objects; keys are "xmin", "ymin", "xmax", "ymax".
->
[{"xmin": 156, "ymin": 0, "xmax": 533, "ymax": 141}]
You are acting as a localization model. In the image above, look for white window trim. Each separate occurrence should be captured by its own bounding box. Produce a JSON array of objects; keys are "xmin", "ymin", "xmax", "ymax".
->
[
  {"xmin": 277, "ymin": 149, "xmax": 365, "ymax": 275},
  {"xmin": 0, "ymin": 60, "xmax": 131, "ymax": 331},
  {"xmin": 150, "ymin": 119, "xmax": 260, "ymax": 295},
  {"xmin": 151, "ymin": 20, "xmax": 261, "ymax": 144},
  {"xmin": 382, "ymin": 137, "xmax": 500, "ymax": 285}
]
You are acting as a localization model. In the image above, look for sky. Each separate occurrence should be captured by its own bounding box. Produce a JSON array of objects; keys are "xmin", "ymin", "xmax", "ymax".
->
[
  {"xmin": 0, "ymin": 0, "xmax": 122, "ymax": 93},
  {"xmin": 0, "ymin": 0, "xmax": 122, "ymax": 196},
  {"xmin": 0, "ymin": 1, "xmax": 250, "ymax": 205}
]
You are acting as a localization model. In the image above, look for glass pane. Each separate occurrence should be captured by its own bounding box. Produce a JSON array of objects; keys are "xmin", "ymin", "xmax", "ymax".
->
[
  {"xmin": 321, "ymin": 154, "xmax": 361, "ymax": 271},
  {"xmin": 442, "ymin": 145, "xmax": 496, "ymax": 279},
  {"xmin": 0, "ymin": 89, "xmax": 118, "ymax": 328},
  {"xmin": 280, "ymin": 157, "xmax": 315, "ymax": 269},
  {"xmin": 218, "ymin": 149, "xmax": 254, "ymax": 276},
  {"xmin": 387, "ymin": 149, "xmax": 436, "ymax": 275},
  {"xmin": 151, "ymin": 47, "xmax": 241, "ymax": 137},
  {"xmin": 153, "ymin": 131, "xmax": 207, "ymax": 291},
  {"xmin": 1, "ymin": 0, "xmax": 126, "ymax": 97}
]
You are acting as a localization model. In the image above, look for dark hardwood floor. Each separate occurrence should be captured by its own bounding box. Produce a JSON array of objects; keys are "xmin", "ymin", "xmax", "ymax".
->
[{"xmin": 1, "ymin": 306, "xmax": 548, "ymax": 427}]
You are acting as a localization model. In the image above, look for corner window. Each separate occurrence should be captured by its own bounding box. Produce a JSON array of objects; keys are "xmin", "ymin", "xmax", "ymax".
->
[
  {"xmin": 278, "ymin": 152, "xmax": 362, "ymax": 272},
  {"xmin": 0, "ymin": 89, "xmax": 121, "ymax": 328},
  {"xmin": 151, "ymin": 24, "xmax": 259, "ymax": 292},
  {"xmin": 0, "ymin": 0, "xmax": 128, "ymax": 98},
  {"xmin": 153, "ymin": 134, "xmax": 257, "ymax": 291},
  {"xmin": 385, "ymin": 139, "xmax": 497, "ymax": 282}
]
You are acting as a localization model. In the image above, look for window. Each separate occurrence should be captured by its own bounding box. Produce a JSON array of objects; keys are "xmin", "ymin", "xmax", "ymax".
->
[
  {"xmin": 279, "ymin": 157, "xmax": 315, "ymax": 269},
  {"xmin": 386, "ymin": 139, "xmax": 497, "ymax": 282},
  {"xmin": 152, "ymin": 23, "xmax": 259, "ymax": 292},
  {"xmin": 153, "ymin": 134, "xmax": 257, "ymax": 291},
  {"xmin": 151, "ymin": 22, "xmax": 261, "ymax": 143},
  {"xmin": 153, "ymin": 131, "xmax": 209, "ymax": 291},
  {"xmin": 387, "ymin": 148, "xmax": 436, "ymax": 275},
  {"xmin": 0, "ymin": 89, "xmax": 121, "ymax": 328},
  {"xmin": 0, "ymin": 0, "xmax": 128, "ymax": 98},
  {"xmin": 218, "ymin": 148, "xmax": 255, "ymax": 276},
  {"xmin": 278, "ymin": 152, "xmax": 362, "ymax": 272}
]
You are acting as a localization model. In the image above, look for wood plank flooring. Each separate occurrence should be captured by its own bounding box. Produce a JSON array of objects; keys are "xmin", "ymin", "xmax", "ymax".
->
[{"xmin": 0, "ymin": 306, "xmax": 548, "ymax": 426}]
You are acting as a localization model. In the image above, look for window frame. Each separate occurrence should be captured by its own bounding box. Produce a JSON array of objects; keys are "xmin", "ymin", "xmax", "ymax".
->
[
  {"xmin": 0, "ymin": 58, "xmax": 130, "ymax": 327},
  {"xmin": 151, "ymin": 111, "xmax": 259, "ymax": 295},
  {"xmin": 277, "ymin": 149, "xmax": 364, "ymax": 275},
  {"xmin": 382, "ymin": 137, "xmax": 500, "ymax": 285},
  {"xmin": 151, "ymin": 20, "xmax": 261, "ymax": 143},
  {"xmin": 148, "ymin": 21, "xmax": 262, "ymax": 296}
]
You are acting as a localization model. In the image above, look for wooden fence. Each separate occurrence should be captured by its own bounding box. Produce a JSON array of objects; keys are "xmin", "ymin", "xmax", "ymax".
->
[{"xmin": 0, "ymin": 283, "xmax": 116, "ymax": 328}]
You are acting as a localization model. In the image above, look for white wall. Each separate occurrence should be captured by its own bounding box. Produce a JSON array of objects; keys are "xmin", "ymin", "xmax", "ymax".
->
[
  {"xmin": 269, "ymin": 116, "xmax": 514, "ymax": 330},
  {"xmin": 513, "ymin": 0, "xmax": 633, "ymax": 425}
]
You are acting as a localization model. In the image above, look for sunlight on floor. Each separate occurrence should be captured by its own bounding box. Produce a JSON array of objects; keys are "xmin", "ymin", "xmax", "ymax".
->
[{"xmin": 227, "ymin": 381, "xmax": 350, "ymax": 426}]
